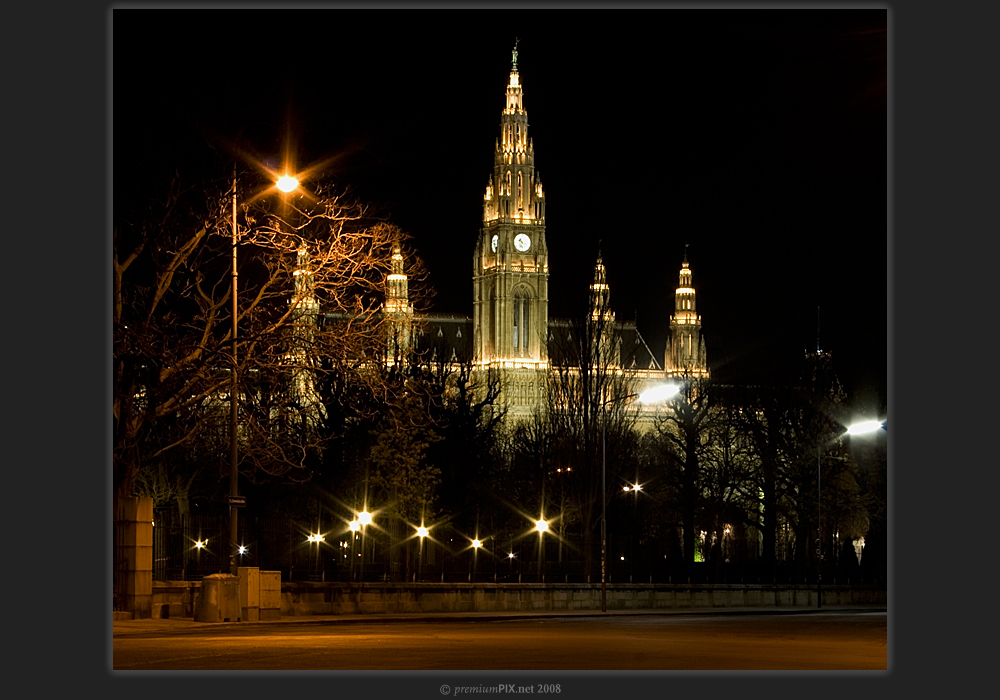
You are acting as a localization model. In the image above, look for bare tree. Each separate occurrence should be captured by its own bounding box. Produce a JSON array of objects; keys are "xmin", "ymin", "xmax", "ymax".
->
[
  {"xmin": 644, "ymin": 377, "xmax": 714, "ymax": 576},
  {"xmin": 114, "ymin": 169, "xmax": 423, "ymax": 508},
  {"xmin": 540, "ymin": 258, "xmax": 641, "ymax": 581}
]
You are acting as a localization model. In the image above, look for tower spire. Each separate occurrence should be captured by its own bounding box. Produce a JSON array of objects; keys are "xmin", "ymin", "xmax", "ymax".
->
[
  {"xmin": 473, "ymin": 48, "xmax": 549, "ymax": 397},
  {"xmin": 664, "ymin": 252, "xmax": 709, "ymax": 379},
  {"xmin": 816, "ymin": 305, "xmax": 821, "ymax": 353}
]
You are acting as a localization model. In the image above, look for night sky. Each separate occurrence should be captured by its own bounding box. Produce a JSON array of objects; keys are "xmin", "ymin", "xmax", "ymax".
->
[{"xmin": 115, "ymin": 10, "xmax": 887, "ymax": 406}]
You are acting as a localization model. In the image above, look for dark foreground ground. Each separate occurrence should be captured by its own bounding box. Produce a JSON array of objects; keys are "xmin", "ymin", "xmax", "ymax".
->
[{"xmin": 113, "ymin": 608, "xmax": 887, "ymax": 671}]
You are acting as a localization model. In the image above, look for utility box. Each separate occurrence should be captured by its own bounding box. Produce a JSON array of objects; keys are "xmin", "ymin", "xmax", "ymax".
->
[
  {"xmin": 260, "ymin": 570, "xmax": 281, "ymax": 620},
  {"xmin": 195, "ymin": 574, "xmax": 241, "ymax": 622},
  {"xmin": 238, "ymin": 567, "xmax": 260, "ymax": 622}
]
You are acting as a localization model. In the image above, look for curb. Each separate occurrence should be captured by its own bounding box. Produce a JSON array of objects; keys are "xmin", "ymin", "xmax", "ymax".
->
[{"xmin": 113, "ymin": 606, "xmax": 886, "ymax": 636}]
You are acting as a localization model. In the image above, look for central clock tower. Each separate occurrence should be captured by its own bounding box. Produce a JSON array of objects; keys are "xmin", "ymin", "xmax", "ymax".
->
[{"xmin": 473, "ymin": 42, "xmax": 549, "ymax": 407}]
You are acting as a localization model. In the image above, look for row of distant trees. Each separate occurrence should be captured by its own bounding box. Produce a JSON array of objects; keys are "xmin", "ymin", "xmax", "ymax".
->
[{"xmin": 114, "ymin": 165, "xmax": 886, "ymax": 585}]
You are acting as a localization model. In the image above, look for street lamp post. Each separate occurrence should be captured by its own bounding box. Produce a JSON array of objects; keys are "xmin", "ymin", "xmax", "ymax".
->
[
  {"xmin": 358, "ymin": 510, "xmax": 372, "ymax": 583},
  {"xmin": 348, "ymin": 519, "xmax": 360, "ymax": 582},
  {"xmin": 817, "ymin": 419, "xmax": 886, "ymax": 608},
  {"xmin": 228, "ymin": 171, "xmax": 300, "ymax": 576},
  {"xmin": 228, "ymin": 172, "xmax": 239, "ymax": 575},
  {"xmin": 623, "ymin": 482, "xmax": 640, "ymax": 582},
  {"xmin": 417, "ymin": 526, "xmax": 428, "ymax": 582},
  {"xmin": 471, "ymin": 538, "xmax": 482, "ymax": 582},
  {"xmin": 601, "ymin": 417, "xmax": 607, "ymax": 611},
  {"xmin": 817, "ymin": 443, "xmax": 823, "ymax": 609},
  {"xmin": 599, "ymin": 383, "xmax": 678, "ymax": 612},
  {"xmin": 535, "ymin": 518, "xmax": 548, "ymax": 583}
]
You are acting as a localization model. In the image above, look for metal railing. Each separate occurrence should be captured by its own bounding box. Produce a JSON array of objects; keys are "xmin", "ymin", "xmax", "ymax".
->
[{"xmin": 148, "ymin": 512, "xmax": 883, "ymax": 587}]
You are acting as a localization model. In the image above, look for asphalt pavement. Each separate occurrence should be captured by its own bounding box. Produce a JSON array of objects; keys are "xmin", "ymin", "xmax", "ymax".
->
[{"xmin": 112, "ymin": 605, "xmax": 887, "ymax": 637}]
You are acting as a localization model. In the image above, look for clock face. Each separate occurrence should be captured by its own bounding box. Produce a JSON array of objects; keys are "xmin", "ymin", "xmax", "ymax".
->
[
  {"xmin": 491, "ymin": 234, "xmax": 498, "ymax": 253},
  {"xmin": 514, "ymin": 233, "xmax": 531, "ymax": 252}
]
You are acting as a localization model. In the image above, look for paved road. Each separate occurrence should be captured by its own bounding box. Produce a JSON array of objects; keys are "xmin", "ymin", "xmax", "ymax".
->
[{"xmin": 113, "ymin": 611, "xmax": 887, "ymax": 671}]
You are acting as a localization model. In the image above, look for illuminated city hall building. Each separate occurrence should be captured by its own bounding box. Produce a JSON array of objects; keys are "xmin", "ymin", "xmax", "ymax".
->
[{"xmin": 384, "ymin": 45, "xmax": 709, "ymax": 420}]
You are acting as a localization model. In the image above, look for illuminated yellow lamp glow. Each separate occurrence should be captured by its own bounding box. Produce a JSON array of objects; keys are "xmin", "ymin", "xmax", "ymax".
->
[
  {"xmin": 417, "ymin": 526, "xmax": 429, "ymax": 538},
  {"xmin": 847, "ymin": 420, "xmax": 883, "ymax": 435},
  {"xmin": 387, "ymin": 274, "xmax": 407, "ymax": 281},
  {"xmin": 676, "ymin": 287, "xmax": 695, "ymax": 295},
  {"xmin": 535, "ymin": 519, "xmax": 548, "ymax": 533},
  {"xmin": 349, "ymin": 520, "xmax": 360, "ymax": 532},
  {"xmin": 195, "ymin": 540, "xmax": 206, "ymax": 549},
  {"xmin": 638, "ymin": 384, "xmax": 680, "ymax": 403},
  {"xmin": 623, "ymin": 486, "xmax": 630, "ymax": 492},
  {"xmin": 238, "ymin": 545, "xmax": 248, "ymax": 555},
  {"xmin": 276, "ymin": 175, "xmax": 299, "ymax": 192},
  {"xmin": 472, "ymin": 539, "xmax": 482, "ymax": 548},
  {"xmin": 620, "ymin": 556, "xmax": 625, "ymax": 561},
  {"xmin": 508, "ymin": 552, "xmax": 516, "ymax": 560},
  {"xmin": 634, "ymin": 484, "xmax": 642, "ymax": 492},
  {"xmin": 358, "ymin": 511, "xmax": 372, "ymax": 525}
]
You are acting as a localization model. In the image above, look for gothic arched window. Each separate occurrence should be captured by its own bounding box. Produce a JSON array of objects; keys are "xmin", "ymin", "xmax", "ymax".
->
[{"xmin": 513, "ymin": 289, "xmax": 531, "ymax": 353}]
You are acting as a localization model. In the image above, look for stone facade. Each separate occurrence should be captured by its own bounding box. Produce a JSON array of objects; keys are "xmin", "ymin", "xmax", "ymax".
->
[{"xmin": 382, "ymin": 47, "xmax": 711, "ymax": 422}]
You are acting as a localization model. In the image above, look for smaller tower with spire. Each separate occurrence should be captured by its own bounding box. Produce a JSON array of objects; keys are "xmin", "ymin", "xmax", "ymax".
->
[
  {"xmin": 589, "ymin": 252, "xmax": 619, "ymax": 370},
  {"xmin": 664, "ymin": 247, "xmax": 709, "ymax": 378},
  {"xmin": 384, "ymin": 242, "xmax": 414, "ymax": 364}
]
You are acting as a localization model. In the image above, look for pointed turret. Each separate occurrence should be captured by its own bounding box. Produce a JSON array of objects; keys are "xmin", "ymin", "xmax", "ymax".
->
[
  {"xmin": 384, "ymin": 242, "xmax": 413, "ymax": 362},
  {"xmin": 589, "ymin": 253, "xmax": 612, "ymax": 322},
  {"xmin": 664, "ymin": 249, "xmax": 709, "ymax": 378}
]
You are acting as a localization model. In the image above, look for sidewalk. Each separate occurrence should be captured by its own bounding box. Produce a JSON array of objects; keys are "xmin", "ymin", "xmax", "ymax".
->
[{"xmin": 112, "ymin": 605, "xmax": 886, "ymax": 637}]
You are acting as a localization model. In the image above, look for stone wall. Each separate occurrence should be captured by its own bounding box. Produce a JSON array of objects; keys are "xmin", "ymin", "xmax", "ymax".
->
[
  {"xmin": 116, "ymin": 497, "xmax": 153, "ymax": 619},
  {"xmin": 152, "ymin": 581, "xmax": 885, "ymax": 619}
]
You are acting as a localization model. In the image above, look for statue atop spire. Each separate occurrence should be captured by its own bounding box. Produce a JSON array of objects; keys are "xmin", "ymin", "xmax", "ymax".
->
[{"xmin": 512, "ymin": 37, "xmax": 519, "ymax": 71}]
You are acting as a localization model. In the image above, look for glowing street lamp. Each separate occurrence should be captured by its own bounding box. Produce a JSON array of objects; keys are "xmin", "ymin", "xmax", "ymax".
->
[
  {"xmin": 637, "ymin": 383, "xmax": 679, "ymax": 403},
  {"xmin": 276, "ymin": 175, "xmax": 299, "ymax": 192},
  {"xmin": 595, "ymin": 384, "xmax": 677, "ymax": 611},
  {"xmin": 847, "ymin": 420, "xmax": 885, "ymax": 436}
]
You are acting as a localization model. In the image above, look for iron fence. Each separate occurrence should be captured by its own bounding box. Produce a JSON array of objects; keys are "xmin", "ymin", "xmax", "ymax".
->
[{"xmin": 149, "ymin": 512, "xmax": 882, "ymax": 586}]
